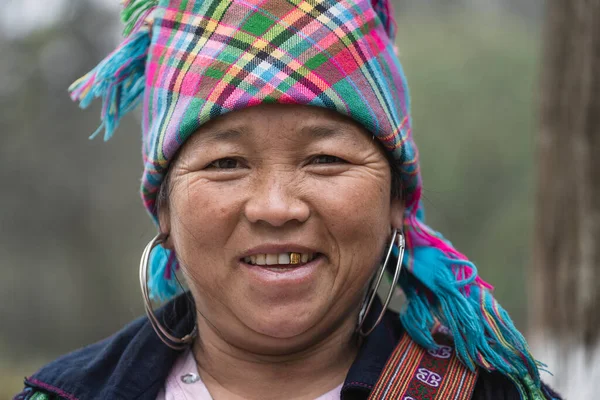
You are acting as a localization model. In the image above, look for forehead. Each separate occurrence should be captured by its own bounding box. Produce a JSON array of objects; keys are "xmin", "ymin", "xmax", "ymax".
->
[{"xmin": 188, "ymin": 104, "xmax": 373, "ymax": 145}]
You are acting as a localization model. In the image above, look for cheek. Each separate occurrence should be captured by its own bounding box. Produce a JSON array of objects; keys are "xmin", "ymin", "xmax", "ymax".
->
[
  {"xmin": 308, "ymin": 174, "xmax": 391, "ymax": 286},
  {"xmin": 168, "ymin": 179, "xmax": 241, "ymax": 275},
  {"xmin": 312, "ymin": 173, "xmax": 390, "ymax": 236}
]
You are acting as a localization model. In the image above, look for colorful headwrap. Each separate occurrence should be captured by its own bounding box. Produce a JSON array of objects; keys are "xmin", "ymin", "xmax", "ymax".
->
[{"xmin": 69, "ymin": 0, "xmax": 545, "ymax": 394}]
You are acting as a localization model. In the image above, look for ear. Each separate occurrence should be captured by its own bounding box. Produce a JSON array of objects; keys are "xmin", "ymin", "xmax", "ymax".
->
[
  {"xmin": 390, "ymin": 196, "xmax": 405, "ymax": 231},
  {"xmin": 157, "ymin": 207, "xmax": 175, "ymax": 250}
]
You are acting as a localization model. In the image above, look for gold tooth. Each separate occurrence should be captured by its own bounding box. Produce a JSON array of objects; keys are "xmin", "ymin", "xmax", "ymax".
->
[{"xmin": 290, "ymin": 252, "xmax": 301, "ymax": 264}]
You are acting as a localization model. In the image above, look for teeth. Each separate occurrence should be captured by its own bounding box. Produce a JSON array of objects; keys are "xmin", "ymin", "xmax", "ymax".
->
[
  {"xmin": 243, "ymin": 252, "xmax": 316, "ymax": 266},
  {"xmin": 290, "ymin": 252, "xmax": 301, "ymax": 264},
  {"xmin": 278, "ymin": 253, "xmax": 290, "ymax": 264},
  {"xmin": 266, "ymin": 254, "xmax": 278, "ymax": 265}
]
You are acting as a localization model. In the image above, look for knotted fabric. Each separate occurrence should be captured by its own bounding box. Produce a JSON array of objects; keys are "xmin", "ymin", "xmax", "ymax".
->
[{"xmin": 140, "ymin": 0, "xmax": 416, "ymax": 215}]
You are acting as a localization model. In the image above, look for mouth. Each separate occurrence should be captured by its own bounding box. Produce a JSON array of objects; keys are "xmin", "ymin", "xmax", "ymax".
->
[
  {"xmin": 239, "ymin": 247, "xmax": 325, "ymax": 287},
  {"xmin": 242, "ymin": 252, "xmax": 320, "ymax": 271}
]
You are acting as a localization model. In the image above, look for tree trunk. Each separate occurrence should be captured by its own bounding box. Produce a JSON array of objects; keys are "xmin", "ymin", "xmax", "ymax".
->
[{"xmin": 531, "ymin": 0, "xmax": 600, "ymax": 397}]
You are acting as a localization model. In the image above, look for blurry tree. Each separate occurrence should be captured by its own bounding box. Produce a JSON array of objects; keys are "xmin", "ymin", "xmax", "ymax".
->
[
  {"xmin": 1, "ymin": 0, "xmax": 149, "ymax": 359},
  {"xmin": 531, "ymin": 0, "xmax": 600, "ymax": 396},
  {"xmin": 395, "ymin": 0, "xmax": 543, "ymax": 20}
]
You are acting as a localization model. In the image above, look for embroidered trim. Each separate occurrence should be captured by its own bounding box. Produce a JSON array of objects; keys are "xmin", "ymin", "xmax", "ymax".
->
[
  {"xmin": 368, "ymin": 326, "xmax": 478, "ymax": 400},
  {"xmin": 25, "ymin": 378, "xmax": 79, "ymax": 400}
]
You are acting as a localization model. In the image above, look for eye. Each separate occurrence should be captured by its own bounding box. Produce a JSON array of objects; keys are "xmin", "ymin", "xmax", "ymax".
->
[
  {"xmin": 205, "ymin": 158, "xmax": 245, "ymax": 169},
  {"xmin": 310, "ymin": 155, "xmax": 346, "ymax": 165}
]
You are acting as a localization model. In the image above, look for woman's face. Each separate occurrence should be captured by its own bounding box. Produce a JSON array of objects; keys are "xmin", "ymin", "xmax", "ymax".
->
[{"xmin": 160, "ymin": 104, "xmax": 403, "ymax": 352}]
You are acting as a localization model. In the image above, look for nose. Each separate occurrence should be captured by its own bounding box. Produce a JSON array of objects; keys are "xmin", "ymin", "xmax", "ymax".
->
[{"xmin": 244, "ymin": 172, "xmax": 310, "ymax": 227}]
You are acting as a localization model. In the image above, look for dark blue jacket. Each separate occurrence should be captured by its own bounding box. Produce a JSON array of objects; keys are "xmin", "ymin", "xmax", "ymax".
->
[{"xmin": 15, "ymin": 295, "xmax": 561, "ymax": 400}]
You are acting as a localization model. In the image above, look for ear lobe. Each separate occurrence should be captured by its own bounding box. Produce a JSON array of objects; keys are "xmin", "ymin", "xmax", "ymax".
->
[
  {"xmin": 162, "ymin": 235, "xmax": 175, "ymax": 251},
  {"xmin": 390, "ymin": 197, "xmax": 405, "ymax": 231}
]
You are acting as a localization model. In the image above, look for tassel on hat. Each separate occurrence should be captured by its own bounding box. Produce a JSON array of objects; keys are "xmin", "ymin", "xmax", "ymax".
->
[
  {"xmin": 68, "ymin": 0, "xmax": 157, "ymax": 141},
  {"xmin": 396, "ymin": 203, "xmax": 543, "ymax": 387},
  {"xmin": 148, "ymin": 245, "xmax": 182, "ymax": 302},
  {"xmin": 68, "ymin": 0, "xmax": 178, "ymax": 301}
]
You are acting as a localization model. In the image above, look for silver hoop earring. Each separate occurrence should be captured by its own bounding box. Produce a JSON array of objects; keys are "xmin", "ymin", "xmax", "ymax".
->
[
  {"xmin": 139, "ymin": 233, "xmax": 197, "ymax": 350},
  {"xmin": 356, "ymin": 229, "xmax": 405, "ymax": 337}
]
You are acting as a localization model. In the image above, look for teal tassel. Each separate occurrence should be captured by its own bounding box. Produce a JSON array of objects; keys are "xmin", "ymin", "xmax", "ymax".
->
[
  {"xmin": 68, "ymin": 27, "xmax": 151, "ymax": 141},
  {"xmin": 148, "ymin": 245, "xmax": 182, "ymax": 302},
  {"xmin": 468, "ymin": 285, "xmax": 542, "ymax": 382},
  {"xmin": 398, "ymin": 245, "xmax": 541, "ymax": 382},
  {"xmin": 399, "ymin": 280, "xmax": 437, "ymax": 348}
]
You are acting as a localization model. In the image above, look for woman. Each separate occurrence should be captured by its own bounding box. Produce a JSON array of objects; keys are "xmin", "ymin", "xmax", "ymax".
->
[{"xmin": 16, "ymin": 0, "xmax": 561, "ymax": 399}]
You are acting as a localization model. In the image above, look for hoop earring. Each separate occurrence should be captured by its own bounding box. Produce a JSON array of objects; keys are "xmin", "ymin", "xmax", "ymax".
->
[
  {"xmin": 356, "ymin": 229, "xmax": 405, "ymax": 337},
  {"xmin": 139, "ymin": 233, "xmax": 197, "ymax": 350}
]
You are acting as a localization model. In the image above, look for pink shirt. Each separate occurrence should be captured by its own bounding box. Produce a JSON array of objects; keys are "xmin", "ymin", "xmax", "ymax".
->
[{"xmin": 156, "ymin": 349, "xmax": 343, "ymax": 400}]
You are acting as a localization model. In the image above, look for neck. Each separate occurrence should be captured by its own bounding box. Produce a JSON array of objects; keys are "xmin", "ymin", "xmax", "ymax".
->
[{"xmin": 192, "ymin": 314, "xmax": 360, "ymax": 400}]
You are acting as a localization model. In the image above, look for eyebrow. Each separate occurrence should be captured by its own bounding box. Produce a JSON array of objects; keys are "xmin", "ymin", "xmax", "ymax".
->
[
  {"xmin": 195, "ymin": 127, "xmax": 245, "ymax": 144},
  {"xmin": 299, "ymin": 124, "xmax": 359, "ymax": 141}
]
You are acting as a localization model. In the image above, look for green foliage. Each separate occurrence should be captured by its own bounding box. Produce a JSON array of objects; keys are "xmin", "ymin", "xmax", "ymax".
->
[{"xmin": 396, "ymin": 12, "xmax": 540, "ymax": 328}]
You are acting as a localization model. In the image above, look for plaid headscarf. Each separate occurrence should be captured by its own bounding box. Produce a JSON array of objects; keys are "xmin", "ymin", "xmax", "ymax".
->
[{"xmin": 69, "ymin": 0, "xmax": 544, "ymax": 394}]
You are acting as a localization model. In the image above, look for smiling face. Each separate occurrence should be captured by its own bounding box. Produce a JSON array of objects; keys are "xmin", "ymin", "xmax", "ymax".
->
[{"xmin": 159, "ymin": 104, "xmax": 403, "ymax": 353}]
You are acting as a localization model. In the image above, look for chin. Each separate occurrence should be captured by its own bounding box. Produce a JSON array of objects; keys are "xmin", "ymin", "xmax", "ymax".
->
[{"xmin": 244, "ymin": 301, "xmax": 328, "ymax": 340}]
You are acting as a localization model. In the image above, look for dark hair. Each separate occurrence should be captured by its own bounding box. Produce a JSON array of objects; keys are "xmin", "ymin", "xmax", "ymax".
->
[
  {"xmin": 385, "ymin": 151, "xmax": 404, "ymax": 201},
  {"xmin": 156, "ymin": 165, "xmax": 174, "ymax": 216}
]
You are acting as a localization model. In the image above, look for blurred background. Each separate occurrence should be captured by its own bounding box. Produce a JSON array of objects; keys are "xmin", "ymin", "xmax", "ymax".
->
[{"xmin": 0, "ymin": 0, "xmax": 573, "ymax": 397}]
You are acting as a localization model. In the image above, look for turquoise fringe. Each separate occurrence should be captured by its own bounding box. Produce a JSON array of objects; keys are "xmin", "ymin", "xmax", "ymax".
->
[
  {"xmin": 398, "ymin": 244, "xmax": 541, "ymax": 384},
  {"xmin": 148, "ymin": 245, "xmax": 182, "ymax": 302},
  {"xmin": 68, "ymin": 27, "xmax": 151, "ymax": 141}
]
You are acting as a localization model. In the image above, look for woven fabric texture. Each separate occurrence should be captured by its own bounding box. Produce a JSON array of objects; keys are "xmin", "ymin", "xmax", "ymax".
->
[{"xmin": 141, "ymin": 0, "xmax": 416, "ymax": 215}]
